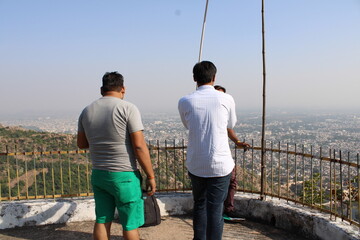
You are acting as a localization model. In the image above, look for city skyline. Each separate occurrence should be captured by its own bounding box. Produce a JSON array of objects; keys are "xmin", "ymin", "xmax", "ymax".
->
[
  {"xmin": 1, "ymin": 1, "xmax": 359, "ymax": 117},
  {"xmin": 1, "ymin": 112, "xmax": 359, "ymax": 155}
]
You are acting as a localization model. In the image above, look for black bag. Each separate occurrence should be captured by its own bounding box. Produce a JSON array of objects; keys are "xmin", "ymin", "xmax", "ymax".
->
[{"xmin": 142, "ymin": 194, "xmax": 161, "ymax": 227}]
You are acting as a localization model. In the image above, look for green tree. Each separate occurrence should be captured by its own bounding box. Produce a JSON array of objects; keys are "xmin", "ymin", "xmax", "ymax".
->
[{"xmin": 300, "ymin": 173, "xmax": 327, "ymax": 205}]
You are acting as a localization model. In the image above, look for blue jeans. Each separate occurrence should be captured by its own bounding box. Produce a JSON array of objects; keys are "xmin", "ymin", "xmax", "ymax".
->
[{"xmin": 189, "ymin": 172, "xmax": 231, "ymax": 240}]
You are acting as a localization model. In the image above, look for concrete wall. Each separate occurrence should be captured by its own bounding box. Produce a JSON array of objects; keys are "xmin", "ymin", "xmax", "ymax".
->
[
  {"xmin": 0, "ymin": 193, "xmax": 193, "ymax": 229},
  {"xmin": 234, "ymin": 193, "xmax": 360, "ymax": 240},
  {"xmin": 0, "ymin": 192, "xmax": 358, "ymax": 240}
]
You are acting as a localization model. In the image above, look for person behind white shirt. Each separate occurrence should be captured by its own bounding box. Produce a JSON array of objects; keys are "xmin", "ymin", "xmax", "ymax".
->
[{"xmin": 178, "ymin": 61, "xmax": 237, "ymax": 240}]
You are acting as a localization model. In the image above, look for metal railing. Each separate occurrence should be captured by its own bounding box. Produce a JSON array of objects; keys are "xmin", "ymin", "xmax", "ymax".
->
[
  {"xmin": 0, "ymin": 148, "xmax": 92, "ymax": 200},
  {"xmin": 0, "ymin": 140, "xmax": 359, "ymax": 227},
  {"xmin": 241, "ymin": 142, "xmax": 359, "ymax": 227}
]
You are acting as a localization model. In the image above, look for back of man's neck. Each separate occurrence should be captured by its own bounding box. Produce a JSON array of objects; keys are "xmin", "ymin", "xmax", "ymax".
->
[
  {"xmin": 103, "ymin": 91, "xmax": 122, "ymax": 98},
  {"xmin": 197, "ymin": 82, "xmax": 214, "ymax": 87}
]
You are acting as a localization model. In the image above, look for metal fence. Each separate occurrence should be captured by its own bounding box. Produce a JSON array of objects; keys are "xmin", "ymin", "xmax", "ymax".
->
[{"xmin": 0, "ymin": 141, "xmax": 359, "ymax": 227}]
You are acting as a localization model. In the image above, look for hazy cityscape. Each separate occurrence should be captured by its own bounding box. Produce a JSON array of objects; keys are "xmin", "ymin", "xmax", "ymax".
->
[{"xmin": 0, "ymin": 111, "xmax": 359, "ymax": 155}]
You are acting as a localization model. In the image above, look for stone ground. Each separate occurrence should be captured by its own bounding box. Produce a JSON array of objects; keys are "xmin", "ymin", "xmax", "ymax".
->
[{"xmin": 0, "ymin": 216, "xmax": 308, "ymax": 240}]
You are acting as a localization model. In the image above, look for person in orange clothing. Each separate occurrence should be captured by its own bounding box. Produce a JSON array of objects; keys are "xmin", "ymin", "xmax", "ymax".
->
[{"xmin": 214, "ymin": 85, "xmax": 250, "ymax": 220}]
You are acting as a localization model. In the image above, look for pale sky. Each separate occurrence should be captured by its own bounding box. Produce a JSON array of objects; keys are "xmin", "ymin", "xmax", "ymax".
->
[{"xmin": 1, "ymin": 0, "xmax": 359, "ymax": 118}]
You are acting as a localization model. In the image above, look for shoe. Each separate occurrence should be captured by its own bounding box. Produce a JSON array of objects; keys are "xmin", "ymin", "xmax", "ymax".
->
[
  {"xmin": 223, "ymin": 211, "xmax": 245, "ymax": 222},
  {"xmin": 224, "ymin": 210, "xmax": 243, "ymax": 218}
]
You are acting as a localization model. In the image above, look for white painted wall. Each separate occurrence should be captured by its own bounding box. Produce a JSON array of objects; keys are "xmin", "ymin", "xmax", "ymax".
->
[{"xmin": 0, "ymin": 192, "xmax": 358, "ymax": 240}]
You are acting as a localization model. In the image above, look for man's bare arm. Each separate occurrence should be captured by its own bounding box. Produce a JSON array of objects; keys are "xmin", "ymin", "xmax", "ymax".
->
[
  {"xmin": 130, "ymin": 130, "xmax": 156, "ymax": 195},
  {"xmin": 227, "ymin": 128, "xmax": 250, "ymax": 150},
  {"xmin": 77, "ymin": 131, "xmax": 89, "ymax": 149}
]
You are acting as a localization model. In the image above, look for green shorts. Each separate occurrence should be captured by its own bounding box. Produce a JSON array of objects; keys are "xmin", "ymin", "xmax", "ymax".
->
[{"xmin": 91, "ymin": 169, "xmax": 144, "ymax": 231}]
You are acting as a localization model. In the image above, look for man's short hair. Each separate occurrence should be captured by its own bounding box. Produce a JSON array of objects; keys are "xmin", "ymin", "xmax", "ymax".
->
[
  {"xmin": 193, "ymin": 61, "xmax": 217, "ymax": 85},
  {"xmin": 101, "ymin": 72, "xmax": 124, "ymax": 92},
  {"xmin": 214, "ymin": 85, "xmax": 226, "ymax": 93}
]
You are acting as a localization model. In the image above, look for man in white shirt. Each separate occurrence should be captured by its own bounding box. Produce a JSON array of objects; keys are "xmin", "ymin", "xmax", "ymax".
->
[{"xmin": 178, "ymin": 61, "xmax": 237, "ymax": 240}]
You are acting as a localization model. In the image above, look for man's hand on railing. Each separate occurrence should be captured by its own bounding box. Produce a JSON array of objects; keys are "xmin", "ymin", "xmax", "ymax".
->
[{"xmin": 235, "ymin": 141, "xmax": 251, "ymax": 152}]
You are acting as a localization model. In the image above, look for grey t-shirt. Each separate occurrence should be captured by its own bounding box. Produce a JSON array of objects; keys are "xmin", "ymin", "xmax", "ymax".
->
[{"xmin": 78, "ymin": 96, "xmax": 144, "ymax": 172}]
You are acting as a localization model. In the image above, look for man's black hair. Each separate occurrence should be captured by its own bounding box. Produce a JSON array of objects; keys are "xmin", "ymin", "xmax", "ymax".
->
[
  {"xmin": 193, "ymin": 61, "xmax": 217, "ymax": 85},
  {"xmin": 101, "ymin": 72, "xmax": 124, "ymax": 93},
  {"xmin": 214, "ymin": 85, "xmax": 226, "ymax": 93}
]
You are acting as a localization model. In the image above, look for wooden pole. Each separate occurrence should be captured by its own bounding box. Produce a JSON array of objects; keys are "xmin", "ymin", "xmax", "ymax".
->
[
  {"xmin": 260, "ymin": 0, "xmax": 267, "ymax": 201},
  {"xmin": 198, "ymin": 0, "xmax": 209, "ymax": 63}
]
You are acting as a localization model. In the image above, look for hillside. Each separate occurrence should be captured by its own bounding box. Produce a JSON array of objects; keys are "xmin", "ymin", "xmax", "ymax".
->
[{"xmin": 0, "ymin": 124, "xmax": 77, "ymax": 153}]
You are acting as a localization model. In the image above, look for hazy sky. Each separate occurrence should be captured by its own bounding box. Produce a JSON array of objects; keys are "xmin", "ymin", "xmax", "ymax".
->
[{"xmin": 1, "ymin": 0, "xmax": 359, "ymax": 118}]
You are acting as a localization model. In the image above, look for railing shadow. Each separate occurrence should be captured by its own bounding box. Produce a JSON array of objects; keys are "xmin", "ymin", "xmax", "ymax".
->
[{"xmin": 0, "ymin": 199, "xmax": 78, "ymax": 229}]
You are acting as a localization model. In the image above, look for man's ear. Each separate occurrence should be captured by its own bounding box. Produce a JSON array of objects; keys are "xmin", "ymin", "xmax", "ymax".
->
[
  {"xmin": 120, "ymin": 86, "xmax": 126, "ymax": 99},
  {"xmin": 100, "ymin": 87, "xmax": 104, "ymax": 96}
]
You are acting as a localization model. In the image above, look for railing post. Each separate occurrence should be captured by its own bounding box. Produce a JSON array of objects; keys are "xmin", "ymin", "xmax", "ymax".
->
[
  {"xmin": 286, "ymin": 143, "xmax": 289, "ymax": 202},
  {"xmin": 242, "ymin": 140, "xmax": 247, "ymax": 191},
  {"xmin": 33, "ymin": 145, "xmax": 38, "ymax": 199},
  {"xmin": 311, "ymin": 145, "xmax": 314, "ymax": 206},
  {"xmin": 251, "ymin": 139, "xmax": 254, "ymax": 194},
  {"xmin": 278, "ymin": 142, "xmax": 281, "ymax": 199},
  {"xmin": 67, "ymin": 144, "xmax": 72, "ymax": 195},
  {"xmin": 51, "ymin": 150, "xmax": 55, "ymax": 199},
  {"xmin": 334, "ymin": 149, "xmax": 337, "ymax": 221},
  {"xmin": 59, "ymin": 144, "xmax": 64, "ymax": 195},
  {"xmin": 357, "ymin": 153, "xmax": 359, "ymax": 226},
  {"xmin": 25, "ymin": 147, "xmax": 29, "ymax": 199},
  {"xmin": 15, "ymin": 145, "xmax": 20, "ymax": 200},
  {"xmin": 302, "ymin": 145, "xmax": 305, "ymax": 205},
  {"xmin": 165, "ymin": 140, "xmax": 169, "ymax": 192},
  {"xmin": 173, "ymin": 139, "xmax": 177, "ymax": 192},
  {"xmin": 294, "ymin": 144, "xmax": 297, "ymax": 202},
  {"xmin": 182, "ymin": 139, "xmax": 185, "ymax": 192},
  {"xmin": 41, "ymin": 145, "xmax": 46, "ymax": 198},
  {"xmin": 340, "ymin": 150, "xmax": 343, "ymax": 221},
  {"xmin": 270, "ymin": 141, "xmax": 274, "ymax": 197},
  {"xmin": 347, "ymin": 152, "xmax": 351, "ymax": 221},
  {"xmin": 85, "ymin": 149, "xmax": 90, "ymax": 196},
  {"xmin": 330, "ymin": 148, "xmax": 333, "ymax": 220},
  {"xmin": 157, "ymin": 140, "xmax": 160, "ymax": 191},
  {"xmin": 320, "ymin": 147, "xmax": 323, "ymax": 209},
  {"xmin": 6, "ymin": 145, "xmax": 11, "ymax": 201}
]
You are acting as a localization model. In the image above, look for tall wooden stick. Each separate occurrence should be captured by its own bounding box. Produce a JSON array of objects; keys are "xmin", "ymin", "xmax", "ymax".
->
[
  {"xmin": 198, "ymin": 0, "xmax": 209, "ymax": 62},
  {"xmin": 260, "ymin": 0, "xmax": 267, "ymax": 201}
]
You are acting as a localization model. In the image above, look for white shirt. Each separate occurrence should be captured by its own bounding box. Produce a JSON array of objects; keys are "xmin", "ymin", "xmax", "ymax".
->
[{"xmin": 178, "ymin": 85, "xmax": 237, "ymax": 177}]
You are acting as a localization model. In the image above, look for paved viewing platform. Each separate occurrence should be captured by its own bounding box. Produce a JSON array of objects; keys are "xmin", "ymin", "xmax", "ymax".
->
[
  {"xmin": 0, "ymin": 193, "xmax": 359, "ymax": 240},
  {"xmin": 0, "ymin": 216, "xmax": 308, "ymax": 240}
]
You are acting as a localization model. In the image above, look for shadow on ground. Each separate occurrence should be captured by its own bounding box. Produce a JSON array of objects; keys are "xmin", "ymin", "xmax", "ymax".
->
[{"xmin": 0, "ymin": 216, "xmax": 308, "ymax": 240}]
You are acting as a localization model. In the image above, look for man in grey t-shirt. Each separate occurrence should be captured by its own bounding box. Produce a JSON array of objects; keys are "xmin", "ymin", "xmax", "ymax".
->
[{"xmin": 77, "ymin": 72, "xmax": 156, "ymax": 240}]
